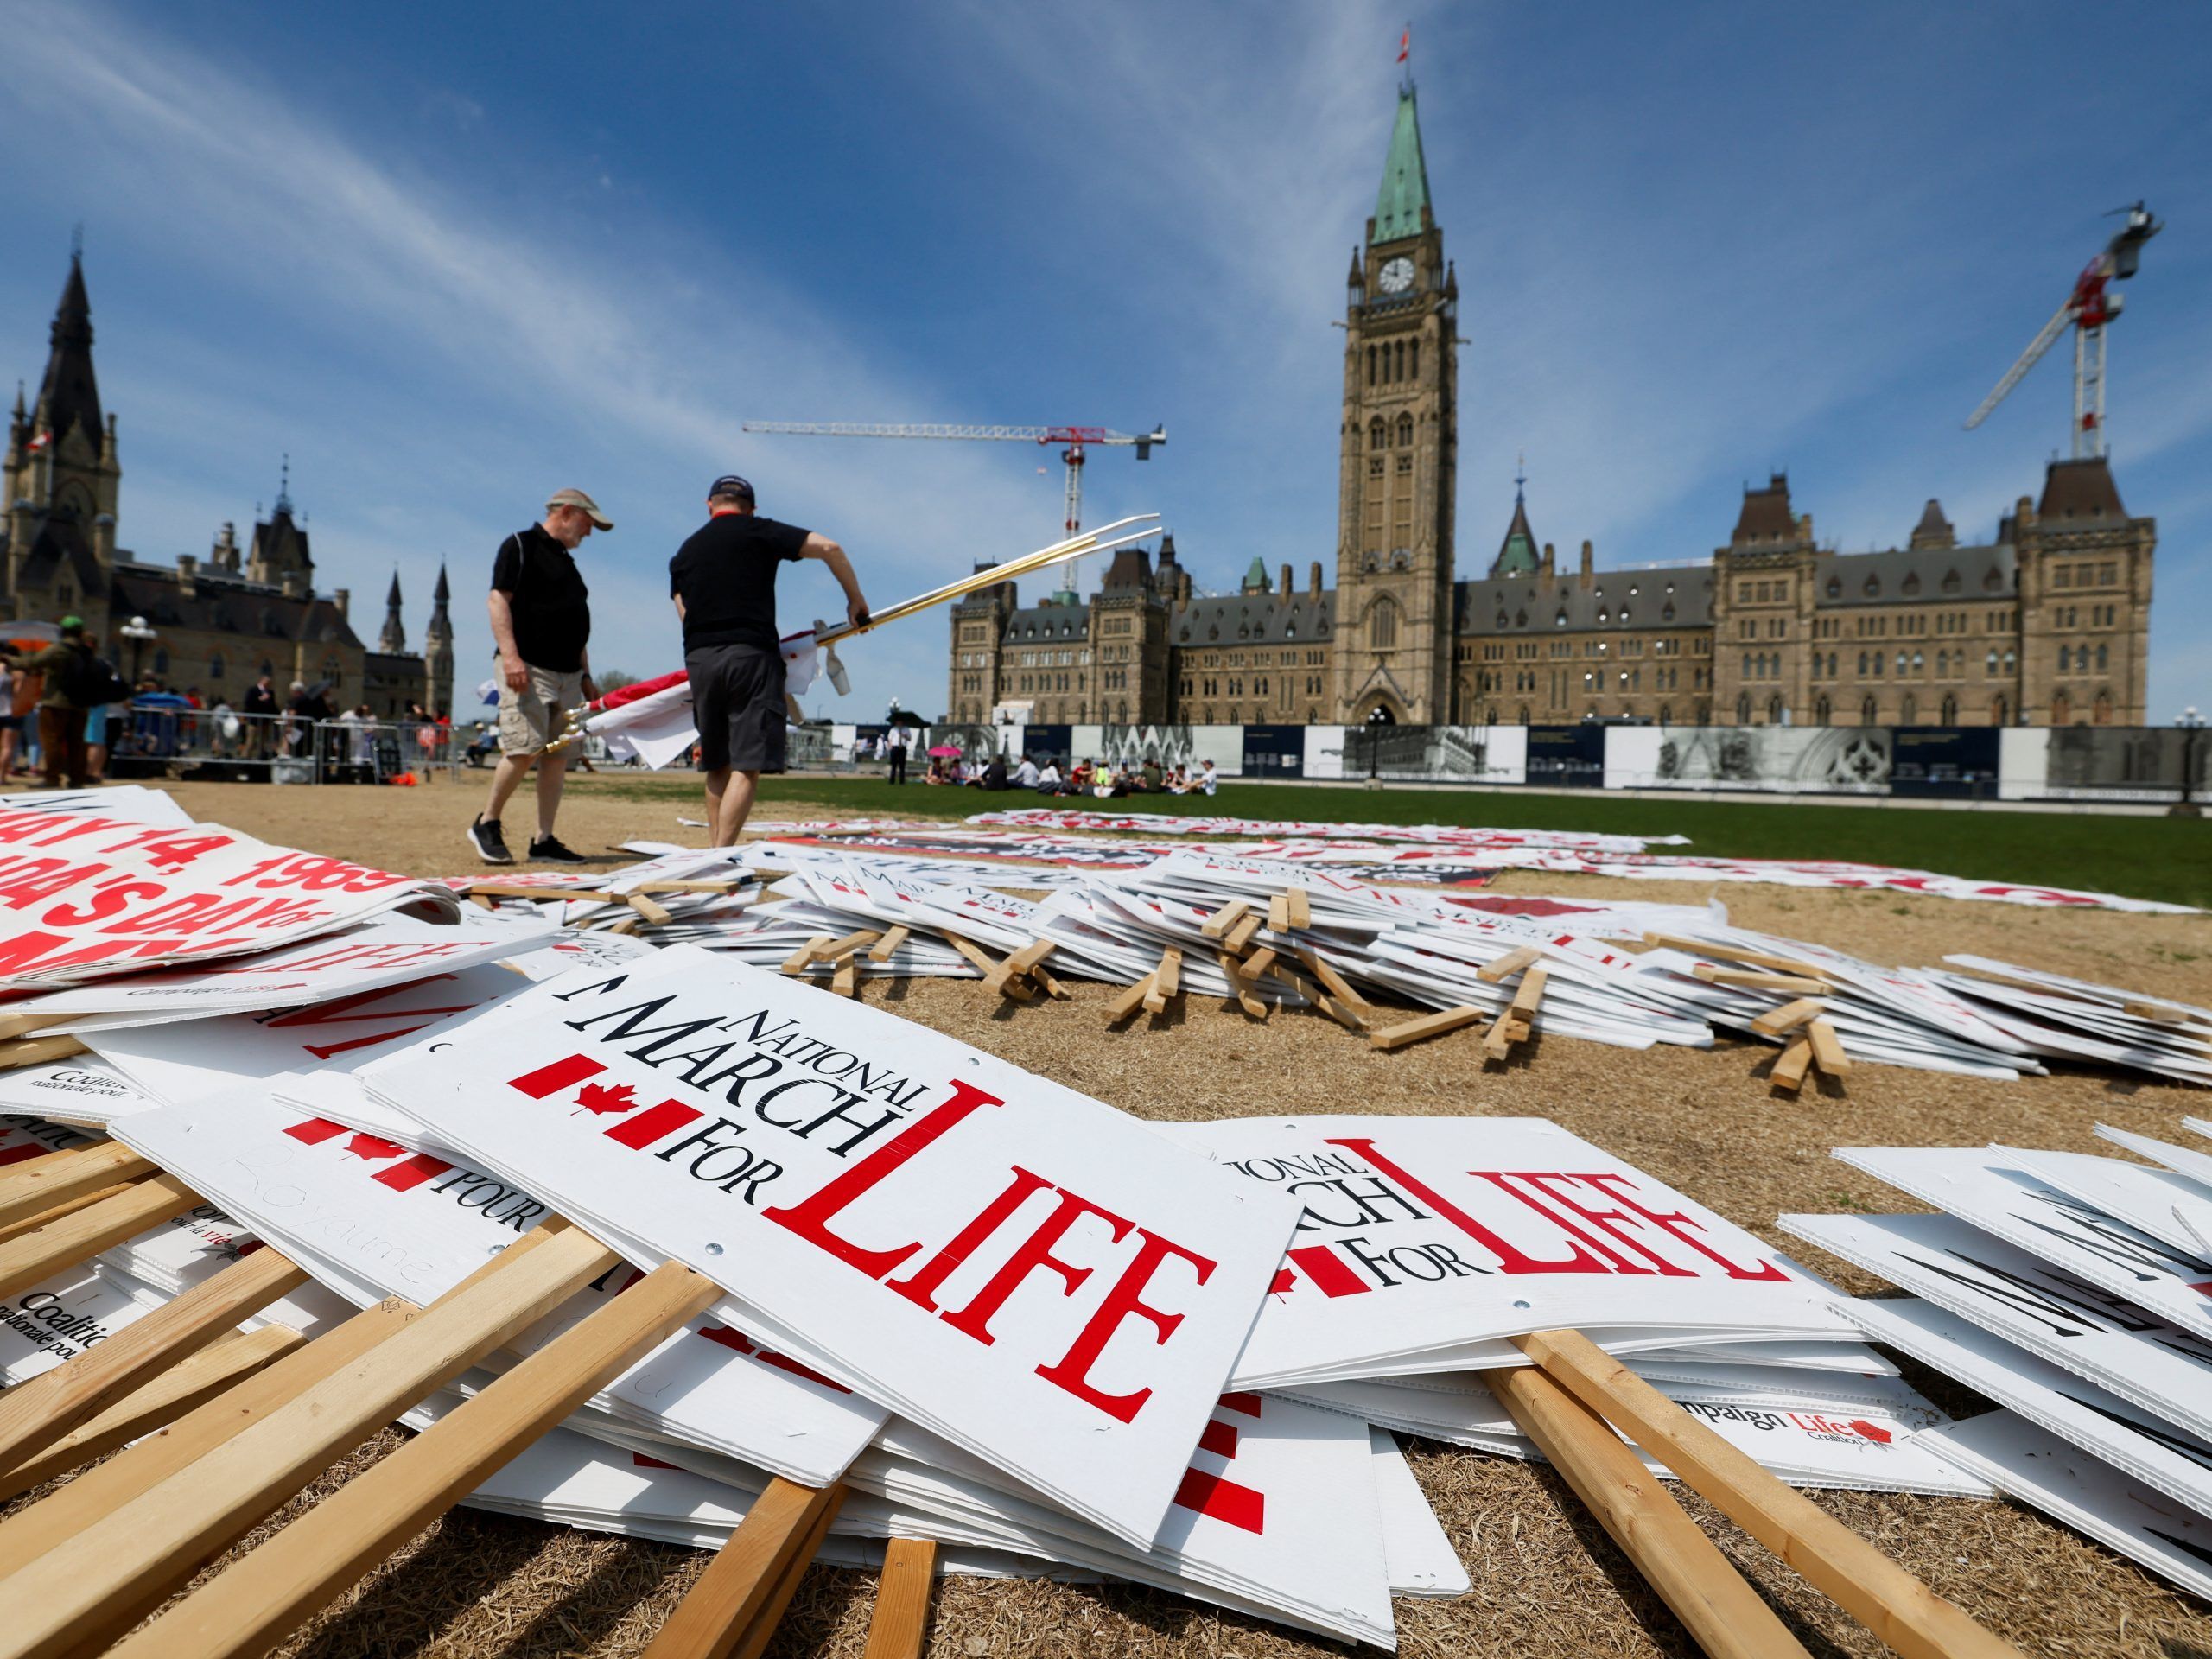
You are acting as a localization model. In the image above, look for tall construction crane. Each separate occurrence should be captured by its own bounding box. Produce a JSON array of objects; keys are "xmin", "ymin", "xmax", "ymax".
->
[
  {"xmin": 1964, "ymin": 202, "xmax": 2162, "ymax": 459},
  {"xmin": 741, "ymin": 420, "xmax": 1165, "ymax": 587}
]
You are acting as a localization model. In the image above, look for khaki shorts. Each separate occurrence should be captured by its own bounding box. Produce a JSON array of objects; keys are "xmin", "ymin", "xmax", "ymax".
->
[{"xmin": 498, "ymin": 664, "xmax": 585, "ymax": 757}]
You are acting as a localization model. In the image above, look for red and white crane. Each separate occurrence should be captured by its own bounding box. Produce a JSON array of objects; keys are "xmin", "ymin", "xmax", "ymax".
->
[
  {"xmin": 741, "ymin": 419, "xmax": 1165, "ymax": 588},
  {"xmin": 1964, "ymin": 202, "xmax": 2162, "ymax": 459}
]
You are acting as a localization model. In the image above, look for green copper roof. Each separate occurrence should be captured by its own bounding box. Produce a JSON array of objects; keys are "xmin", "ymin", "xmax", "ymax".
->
[
  {"xmin": 1373, "ymin": 87, "xmax": 1431, "ymax": 244},
  {"xmin": 1493, "ymin": 492, "xmax": 1540, "ymax": 577},
  {"xmin": 1243, "ymin": 555, "xmax": 1271, "ymax": 591}
]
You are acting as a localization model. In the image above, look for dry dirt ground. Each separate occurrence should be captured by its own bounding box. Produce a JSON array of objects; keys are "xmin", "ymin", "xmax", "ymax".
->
[{"xmin": 38, "ymin": 776, "xmax": 2212, "ymax": 1657}]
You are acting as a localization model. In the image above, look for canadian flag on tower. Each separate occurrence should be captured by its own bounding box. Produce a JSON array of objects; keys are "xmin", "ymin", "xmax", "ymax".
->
[
  {"xmin": 25, "ymin": 429, "xmax": 50, "ymax": 453},
  {"xmin": 1396, "ymin": 25, "xmax": 1409, "ymax": 64}
]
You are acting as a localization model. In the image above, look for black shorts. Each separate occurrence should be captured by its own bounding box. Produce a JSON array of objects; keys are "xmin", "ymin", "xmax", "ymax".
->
[{"xmin": 686, "ymin": 644, "xmax": 786, "ymax": 772}]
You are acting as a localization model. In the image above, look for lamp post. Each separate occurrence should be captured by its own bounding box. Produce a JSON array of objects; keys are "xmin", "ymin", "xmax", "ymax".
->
[
  {"xmin": 119, "ymin": 615, "xmax": 157, "ymax": 687},
  {"xmin": 2176, "ymin": 707, "xmax": 2205, "ymax": 819},
  {"xmin": 1365, "ymin": 706, "xmax": 1389, "ymax": 787}
]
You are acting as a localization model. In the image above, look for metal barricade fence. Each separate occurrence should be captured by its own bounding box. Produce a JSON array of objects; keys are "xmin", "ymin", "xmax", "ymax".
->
[{"xmin": 100, "ymin": 707, "xmax": 477, "ymax": 784}]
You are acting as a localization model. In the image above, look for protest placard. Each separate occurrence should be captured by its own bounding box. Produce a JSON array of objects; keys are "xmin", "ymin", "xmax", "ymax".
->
[
  {"xmin": 1834, "ymin": 1147, "xmax": 2212, "ymax": 1340},
  {"xmin": 1782, "ymin": 1208, "xmax": 2212, "ymax": 1448},
  {"xmin": 1164, "ymin": 1116, "xmax": 1858, "ymax": 1389},
  {"xmin": 0, "ymin": 810, "xmax": 457, "ymax": 988},
  {"xmin": 365, "ymin": 944, "xmax": 1302, "ymax": 1547}
]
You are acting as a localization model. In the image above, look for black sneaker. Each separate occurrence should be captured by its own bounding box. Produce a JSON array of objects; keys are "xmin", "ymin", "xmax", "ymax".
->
[
  {"xmin": 529, "ymin": 834, "xmax": 588, "ymax": 864},
  {"xmin": 467, "ymin": 816, "xmax": 512, "ymax": 865}
]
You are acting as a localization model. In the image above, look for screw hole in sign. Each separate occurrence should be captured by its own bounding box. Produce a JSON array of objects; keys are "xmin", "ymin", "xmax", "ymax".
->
[{"xmin": 704, "ymin": 1242, "xmax": 725, "ymax": 1256}]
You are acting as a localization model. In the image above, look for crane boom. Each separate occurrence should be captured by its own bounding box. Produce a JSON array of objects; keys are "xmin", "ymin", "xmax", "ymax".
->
[
  {"xmin": 1961, "ymin": 201, "xmax": 2160, "ymax": 457},
  {"xmin": 741, "ymin": 419, "xmax": 1166, "ymax": 579},
  {"xmin": 1963, "ymin": 298, "xmax": 2074, "ymax": 430}
]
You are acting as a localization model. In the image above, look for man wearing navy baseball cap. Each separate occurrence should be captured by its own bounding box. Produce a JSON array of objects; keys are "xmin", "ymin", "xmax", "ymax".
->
[{"xmin": 669, "ymin": 474, "xmax": 869, "ymax": 844}]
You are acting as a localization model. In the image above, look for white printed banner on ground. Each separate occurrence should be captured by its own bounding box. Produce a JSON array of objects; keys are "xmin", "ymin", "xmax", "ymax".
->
[
  {"xmin": 1918, "ymin": 1409, "xmax": 2212, "ymax": 1603},
  {"xmin": 1835, "ymin": 1146, "xmax": 2212, "ymax": 1341},
  {"xmin": 1843, "ymin": 1296, "xmax": 2212, "ymax": 1523},
  {"xmin": 0, "ymin": 1060, "xmax": 155, "ymax": 1125},
  {"xmin": 367, "ymin": 945, "xmax": 1302, "ymax": 1548},
  {"xmin": 112, "ymin": 1086, "xmax": 884, "ymax": 1486},
  {"xmin": 1165, "ymin": 1116, "xmax": 1857, "ymax": 1389},
  {"xmin": 0, "ymin": 810, "xmax": 459, "ymax": 988},
  {"xmin": 0, "ymin": 785, "xmax": 195, "ymax": 828},
  {"xmin": 1998, "ymin": 1144, "xmax": 2212, "ymax": 1261},
  {"xmin": 1782, "ymin": 1208, "xmax": 2212, "ymax": 1448}
]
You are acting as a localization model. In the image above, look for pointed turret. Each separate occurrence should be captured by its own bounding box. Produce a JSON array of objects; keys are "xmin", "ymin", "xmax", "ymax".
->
[
  {"xmin": 423, "ymin": 559, "xmax": 455, "ymax": 717},
  {"xmin": 1241, "ymin": 555, "xmax": 1271, "ymax": 594},
  {"xmin": 1371, "ymin": 86, "xmax": 1432, "ymax": 243},
  {"xmin": 1491, "ymin": 470, "xmax": 1540, "ymax": 578},
  {"xmin": 35, "ymin": 252, "xmax": 103, "ymax": 461},
  {"xmin": 378, "ymin": 569, "xmax": 407, "ymax": 653},
  {"xmin": 1908, "ymin": 499, "xmax": 1955, "ymax": 551}
]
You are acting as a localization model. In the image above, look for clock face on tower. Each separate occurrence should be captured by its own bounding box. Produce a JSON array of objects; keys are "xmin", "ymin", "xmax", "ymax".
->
[{"xmin": 1376, "ymin": 256, "xmax": 1415, "ymax": 295}]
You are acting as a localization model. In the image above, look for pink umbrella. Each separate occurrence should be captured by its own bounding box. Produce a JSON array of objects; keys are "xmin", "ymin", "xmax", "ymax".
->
[{"xmin": 927, "ymin": 744, "xmax": 963, "ymax": 759}]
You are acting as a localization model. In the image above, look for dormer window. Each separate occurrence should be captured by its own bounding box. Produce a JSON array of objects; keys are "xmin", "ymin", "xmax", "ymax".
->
[
  {"xmin": 1827, "ymin": 577, "xmax": 1841, "ymax": 599},
  {"xmin": 1863, "ymin": 575, "xmax": 1880, "ymax": 598}
]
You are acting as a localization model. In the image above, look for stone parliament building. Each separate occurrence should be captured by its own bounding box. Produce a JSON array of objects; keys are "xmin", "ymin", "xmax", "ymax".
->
[
  {"xmin": 948, "ymin": 85, "xmax": 2155, "ymax": 732},
  {"xmin": 3, "ymin": 252, "xmax": 456, "ymax": 719}
]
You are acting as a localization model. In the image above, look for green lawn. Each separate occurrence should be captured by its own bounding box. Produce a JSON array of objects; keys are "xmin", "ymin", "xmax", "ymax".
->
[{"xmin": 570, "ymin": 773, "xmax": 2212, "ymax": 909}]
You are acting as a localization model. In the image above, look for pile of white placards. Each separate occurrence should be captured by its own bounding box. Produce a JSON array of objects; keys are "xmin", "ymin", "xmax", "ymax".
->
[{"xmin": 1783, "ymin": 1122, "xmax": 2212, "ymax": 1601}]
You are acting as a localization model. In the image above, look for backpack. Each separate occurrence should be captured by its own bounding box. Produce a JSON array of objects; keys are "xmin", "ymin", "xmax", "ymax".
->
[{"xmin": 57, "ymin": 646, "xmax": 131, "ymax": 709}]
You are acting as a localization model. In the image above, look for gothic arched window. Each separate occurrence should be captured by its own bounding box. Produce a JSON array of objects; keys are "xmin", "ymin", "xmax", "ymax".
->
[
  {"xmin": 1941, "ymin": 693, "xmax": 1957, "ymax": 724},
  {"xmin": 1861, "ymin": 696, "xmax": 1878, "ymax": 725},
  {"xmin": 1369, "ymin": 598, "xmax": 1399, "ymax": 651},
  {"xmin": 1396, "ymin": 413, "xmax": 1414, "ymax": 448},
  {"xmin": 1408, "ymin": 339, "xmax": 1419, "ymax": 380},
  {"xmin": 1370, "ymin": 417, "xmax": 1387, "ymax": 451},
  {"xmin": 1394, "ymin": 340, "xmax": 1406, "ymax": 381},
  {"xmin": 1365, "ymin": 346, "xmax": 1376, "ymax": 386}
]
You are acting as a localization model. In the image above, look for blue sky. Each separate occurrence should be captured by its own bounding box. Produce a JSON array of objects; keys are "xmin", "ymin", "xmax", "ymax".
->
[{"xmin": 3, "ymin": 1, "xmax": 2208, "ymax": 721}]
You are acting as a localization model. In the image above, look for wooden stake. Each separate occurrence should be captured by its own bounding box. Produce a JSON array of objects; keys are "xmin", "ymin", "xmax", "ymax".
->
[
  {"xmin": 1107, "ymin": 973, "xmax": 1158, "ymax": 1023},
  {"xmin": 0, "ymin": 1033, "xmax": 87, "ymax": 1071},
  {"xmin": 728, "ymin": 1494, "xmax": 846, "ymax": 1659},
  {"xmin": 1370, "ymin": 1005, "xmax": 1484, "ymax": 1052},
  {"xmin": 0, "ymin": 1181, "xmax": 134, "ymax": 1248},
  {"xmin": 1805, "ymin": 1018, "xmax": 1853, "ymax": 1077},
  {"xmin": 0, "ymin": 1325, "xmax": 305, "ymax": 1503},
  {"xmin": 0, "ymin": 1013, "xmax": 72, "ymax": 1042},
  {"xmin": 0, "ymin": 1224, "xmax": 622, "ymax": 1656},
  {"xmin": 1294, "ymin": 948, "xmax": 1371, "ymax": 1009},
  {"xmin": 1240, "ymin": 945, "xmax": 1279, "ymax": 982},
  {"xmin": 861, "ymin": 1537, "xmax": 938, "ymax": 1659},
  {"xmin": 0, "ymin": 1141, "xmax": 154, "ymax": 1230},
  {"xmin": 1694, "ymin": 965, "xmax": 1831, "ymax": 995},
  {"xmin": 2124, "ymin": 999, "xmax": 2190, "ymax": 1024},
  {"xmin": 1267, "ymin": 894, "xmax": 1292, "ymax": 932},
  {"xmin": 779, "ymin": 934, "xmax": 836, "ymax": 976},
  {"xmin": 1768, "ymin": 1036, "xmax": 1815, "ymax": 1095},
  {"xmin": 626, "ymin": 891, "xmax": 676, "ymax": 927},
  {"xmin": 867, "ymin": 925, "xmax": 910, "ymax": 963},
  {"xmin": 1644, "ymin": 935, "xmax": 1824, "ymax": 976},
  {"xmin": 1516, "ymin": 1327, "xmax": 2027, "ymax": 1659},
  {"xmin": 0, "ymin": 1245, "xmax": 307, "ymax": 1476},
  {"xmin": 1198, "ymin": 900, "xmax": 1249, "ymax": 940},
  {"xmin": 1749, "ymin": 998, "xmax": 1827, "ymax": 1039},
  {"xmin": 1222, "ymin": 914, "xmax": 1263, "ymax": 957},
  {"xmin": 640, "ymin": 1478, "xmax": 847, "ymax": 1659},
  {"xmin": 941, "ymin": 933, "xmax": 1029, "ymax": 997},
  {"xmin": 0, "ymin": 1172, "xmax": 199, "ymax": 1301},
  {"xmin": 1476, "ymin": 944, "xmax": 1541, "ymax": 983},
  {"xmin": 1485, "ymin": 1366, "xmax": 1813, "ymax": 1659},
  {"xmin": 830, "ymin": 959, "xmax": 859, "ymax": 999},
  {"xmin": 1155, "ymin": 947, "xmax": 1181, "ymax": 1000},
  {"xmin": 109, "ymin": 1261, "xmax": 723, "ymax": 1659},
  {"xmin": 1285, "ymin": 887, "xmax": 1312, "ymax": 930}
]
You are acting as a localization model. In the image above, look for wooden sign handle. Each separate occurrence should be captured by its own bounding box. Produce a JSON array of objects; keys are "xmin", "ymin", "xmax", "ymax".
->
[
  {"xmin": 1486, "ymin": 1365, "xmax": 1811, "ymax": 1659},
  {"xmin": 0, "ymin": 1171, "xmax": 199, "ymax": 1301},
  {"xmin": 861, "ymin": 1538, "xmax": 939, "ymax": 1659},
  {"xmin": 642, "ymin": 1478, "xmax": 847, "ymax": 1659},
  {"xmin": 0, "ymin": 1243, "xmax": 307, "ymax": 1474},
  {"xmin": 107, "ymin": 1260, "xmax": 722, "ymax": 1659},
  {"xmin": 1518, "ymin": 1328, "xmax": 2026, "ymax": 1659},
  {"xmin": 0, "ymin": 1140, "xmax": 155, "ymax": 1230},
  {"xmin": 0, "ymin": 1224, "xmax": 620, "ymax": 1659}
]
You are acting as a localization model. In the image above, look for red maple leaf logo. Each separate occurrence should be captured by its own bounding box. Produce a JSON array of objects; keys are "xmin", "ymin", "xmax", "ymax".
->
[
  {"xmin": 1848, "ymin": 1420, "xmax": 1893, "ymax": 1445},
  {"xmin": 343, "ymin": 1133, "xmax": 408, "ymax": 1161},
  {"xmin": 575, "ymin": 1081, "xmax": 639, "ymax": 1116}
]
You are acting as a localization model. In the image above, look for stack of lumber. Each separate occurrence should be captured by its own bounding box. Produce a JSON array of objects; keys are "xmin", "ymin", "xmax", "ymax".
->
[{"xmin": 1783, "ymin": 1117, "xmax": 2212, "ymax": 1604}]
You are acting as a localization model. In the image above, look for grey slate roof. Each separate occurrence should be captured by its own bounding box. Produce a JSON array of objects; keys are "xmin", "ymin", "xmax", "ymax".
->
[
  {"xmin": 1172, "ymin": 590, "xmax": 1332, "ymax": 647},
  {"xmin": 108, "ymin": 564, "xmax": 363, "ymax": 647},
  {"xmin": 1454, "ymin": 565, "xmax": 1713, "ymax": 633},
  {"xmin": 1813, "ymin": 543, "xmax": 2015, "ymax": 607},
  {"xmin": 1001, "ymin": 599, "xmax": 1092, "ymax": 642}
]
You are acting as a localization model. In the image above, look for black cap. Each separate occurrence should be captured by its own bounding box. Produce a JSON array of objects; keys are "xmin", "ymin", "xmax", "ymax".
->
[{"xmin": 709, "ymin": 474, "xmax": 754, "ymax": 504}]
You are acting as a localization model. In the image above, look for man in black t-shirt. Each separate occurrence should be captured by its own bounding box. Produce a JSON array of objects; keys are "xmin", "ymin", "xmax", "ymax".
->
[
  {"xmin": 669, "ymin": 474, "xmax": 869, "ymax": 845},
  {"xmin": 466, "ymin": 486, "xmax": 609, "ymax": 865}
]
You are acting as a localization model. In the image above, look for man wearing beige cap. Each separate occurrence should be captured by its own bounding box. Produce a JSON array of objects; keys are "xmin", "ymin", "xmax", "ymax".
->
[{"xmin": 467, "ymin": 488, "xmax": 607, "ymax": 863}]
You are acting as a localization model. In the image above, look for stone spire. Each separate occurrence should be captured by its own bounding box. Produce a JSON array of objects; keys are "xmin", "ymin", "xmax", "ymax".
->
[
  {"xmin": 423, "ymin": 559, "xmax": 455, "ymax": 716},
  {"xmin": 378, "ymin": 569, "xmax": 407, "ymax": 653},
  {"xmin": 35, "ymin": 251, "xmax": 103, "ymax": 461}
]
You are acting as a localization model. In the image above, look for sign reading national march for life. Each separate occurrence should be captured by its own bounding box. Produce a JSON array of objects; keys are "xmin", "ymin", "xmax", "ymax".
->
[
  {"xmin": 367, "ymin": 945, "xmax": 1301, "ymax": 1548},
  {"xmin": 1165, "ymin": 1116, "xmax": 1858, "ymax": 1389}
]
